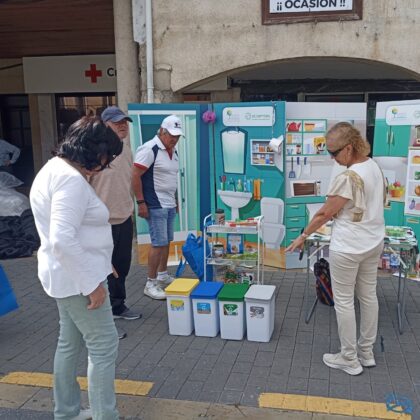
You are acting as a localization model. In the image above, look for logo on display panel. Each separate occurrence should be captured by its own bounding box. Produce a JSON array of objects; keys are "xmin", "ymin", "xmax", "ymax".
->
[
  {"xmin": 386, "ymin": 105, "xmax": 420, "ymax": 126},
  {"xmin": 222, "ymin": 107, "xmax": 275, "ymax": 127}
]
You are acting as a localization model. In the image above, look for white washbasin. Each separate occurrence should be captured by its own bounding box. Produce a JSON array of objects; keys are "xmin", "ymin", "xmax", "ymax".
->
[{"xmin": 217, "ymin": 190, "xmax": 252, "ymax": 220}]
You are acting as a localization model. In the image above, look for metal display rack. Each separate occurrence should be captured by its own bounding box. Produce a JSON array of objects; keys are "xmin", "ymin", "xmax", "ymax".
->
[
  {"xmin": 303, "ymin": 228, "xmax": 418, "ymax": 334},
  {"xmin": 203, "ymin": 214, "xmax": 265, "ymax": 284}
]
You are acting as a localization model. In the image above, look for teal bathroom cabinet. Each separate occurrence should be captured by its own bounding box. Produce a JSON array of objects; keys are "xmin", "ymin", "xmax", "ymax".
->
[{"xmin": 373, "ymin": 120, "xmax": 411, "ymax": 157}]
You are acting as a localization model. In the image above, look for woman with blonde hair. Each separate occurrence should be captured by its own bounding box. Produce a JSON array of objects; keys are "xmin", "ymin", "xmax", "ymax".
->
[{"xmin": 287, "ymin": 122, "xmax": 385, "ymax": 376}]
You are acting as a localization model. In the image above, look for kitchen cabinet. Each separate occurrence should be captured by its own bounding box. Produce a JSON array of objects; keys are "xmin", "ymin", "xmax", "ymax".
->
[
  {"xmin": 285, "ymin": 119, "xmax": 327, "ymax": 157},
  {"xmin": 284, "ymin": 203, "xmax": 306, "ymax": 246},
  {"xmin": 373, "ymin": 120, "xmax": 411, "ymax": 157},
  {"xmin": 384, "ymin": 201, "xmax": 404, "ymax": 227}
]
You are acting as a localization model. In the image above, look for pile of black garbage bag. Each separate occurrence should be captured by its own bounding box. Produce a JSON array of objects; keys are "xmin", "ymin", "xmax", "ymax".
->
[{"xmin": 0, "ymin": 208, "xmax": 40, "ymax": 259}]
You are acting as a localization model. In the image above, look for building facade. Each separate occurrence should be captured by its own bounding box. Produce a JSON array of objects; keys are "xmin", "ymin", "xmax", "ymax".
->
[{"xmin": 0, "ymin": 0, "xmax": 419, "ymax": 184}]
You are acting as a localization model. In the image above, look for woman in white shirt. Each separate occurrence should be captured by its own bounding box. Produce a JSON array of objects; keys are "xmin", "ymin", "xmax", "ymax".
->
[
  {"xmin": 286, "ymin": 122, "xmax": 385, "ymax": 377},
  {"xmin": 30, "ymin": 117, "xmax": 123, "ymax": 419}
]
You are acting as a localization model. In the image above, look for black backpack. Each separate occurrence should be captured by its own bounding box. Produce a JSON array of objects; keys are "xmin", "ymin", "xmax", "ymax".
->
[{"xmin": 313, "ymin": 258, "xmax": 334, "ymax": 306}]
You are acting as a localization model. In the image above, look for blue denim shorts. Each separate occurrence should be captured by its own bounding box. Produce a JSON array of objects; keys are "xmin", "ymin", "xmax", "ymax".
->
[{"xmin": 147, "ymin": 207, "xmax": 176, "ymax": 247}]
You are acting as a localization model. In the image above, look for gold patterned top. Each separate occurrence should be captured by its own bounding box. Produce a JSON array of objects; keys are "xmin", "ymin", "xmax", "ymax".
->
[{"xmin": 328, "ymin": 170, "xmax": 365, "ymax": 222}]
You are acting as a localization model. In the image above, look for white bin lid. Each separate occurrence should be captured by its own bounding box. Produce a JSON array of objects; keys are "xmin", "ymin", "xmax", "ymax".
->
[{"xmin": 245, "ymin": 285, "xmax": 276, "ymax": 301}]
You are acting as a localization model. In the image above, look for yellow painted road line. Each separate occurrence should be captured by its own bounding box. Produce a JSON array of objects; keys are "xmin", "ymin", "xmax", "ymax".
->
[
  {"xmin": 259, "ymin": 393, "xmax": 411, "ymax": 419},
  {"xmin": 0, "ymin": 372, "xmax": 153, "ymax": 396}
]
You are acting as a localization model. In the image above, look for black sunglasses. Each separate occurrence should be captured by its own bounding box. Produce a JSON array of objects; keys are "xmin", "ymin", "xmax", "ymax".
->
[{"xmin": 327, "ymin": 144, "xmax": 348, "ymax": 157}]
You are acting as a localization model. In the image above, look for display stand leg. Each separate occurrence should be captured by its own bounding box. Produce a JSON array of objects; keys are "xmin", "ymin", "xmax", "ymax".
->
[
  {"xmin": 395, "ymin": 247, "xmax": 410, "ymax": 335},
  {"xmin": 397, "ymin": 266, "xmax": 407, "ymax": 335},
  {"xmin": 305, "ymin": 241, "xmax": 318, "ymax": 324}
]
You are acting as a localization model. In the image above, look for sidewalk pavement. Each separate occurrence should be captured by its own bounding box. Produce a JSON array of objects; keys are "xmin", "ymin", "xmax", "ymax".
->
[
  {"xmin": 0, "ymin": 382, "xmax": 381, "ymax": 419},
  {"xmin": 0, "ymin": 255, "xmax": 419, "ymax": 419}
]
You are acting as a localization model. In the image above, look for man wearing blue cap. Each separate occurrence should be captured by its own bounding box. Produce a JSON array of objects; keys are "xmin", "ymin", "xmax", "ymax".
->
[{"xmin": 90, "ymin": 106, "xmax": 141, "ymax": 321}]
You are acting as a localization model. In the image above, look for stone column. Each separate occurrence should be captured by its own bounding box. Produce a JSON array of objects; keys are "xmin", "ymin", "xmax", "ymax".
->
[
  {"xmin": 113, "ymin": 0, "xmax": 140, "ymax": 111},
  {"xmin": 29, "ymin": 94, "xmax": 58, "ymax": 171}
]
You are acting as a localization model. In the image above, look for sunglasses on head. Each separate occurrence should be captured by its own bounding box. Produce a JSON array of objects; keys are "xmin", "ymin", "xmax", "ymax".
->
[{"xmin": 327, "ymin": 144, "xmax": 348, "ymax": 157}]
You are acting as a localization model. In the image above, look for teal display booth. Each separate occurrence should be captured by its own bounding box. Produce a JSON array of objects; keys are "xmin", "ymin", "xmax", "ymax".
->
[
  {"xmin": 128, "ymin": 100, "xmax": 370, "ymax": 270},
  {"xmin": 211, "ymin": 102, "xmax": 286, "ymax": 222},
  {"xmin": 128, "ymin": 103, "xmax": 211, "ymax": 266},
  {"xmin": 373, "ymin": 99, "xmax": 420, "ymax": 240}
]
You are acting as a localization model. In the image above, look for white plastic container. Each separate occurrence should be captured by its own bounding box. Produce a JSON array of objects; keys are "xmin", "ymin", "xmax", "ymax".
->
[
  {"xmin": 218, "ymin": 283, "xmax": 249, "ymax": 340},
  {"xmin": 165, "ymin": 278, "xmax": 199, "ymax": 336},
  {"xmin": 245, "ymin": 284, "xmax": 276, "ymax": 342},
  {"xmin": 191, "ymin": 281, "xmax": 224, "ymax": 337}
]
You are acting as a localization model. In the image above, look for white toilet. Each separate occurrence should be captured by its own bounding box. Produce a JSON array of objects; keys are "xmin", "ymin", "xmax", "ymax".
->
[{"xmin": 260, "ymin": 197, "xmax": 285, "ymax": 249}]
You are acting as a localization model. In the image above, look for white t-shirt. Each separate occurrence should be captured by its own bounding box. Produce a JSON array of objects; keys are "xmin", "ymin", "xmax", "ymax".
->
[
  {"xmin": 328, "ymin": 158, "xmax": 385, "ymax": 254},
  {"xmin": 30, "ymin": 157, "xmax": 113, "ymax": 298},
  {"xmin": 133, "ymin": 135, "xmax": 179, "ymax": 208}
]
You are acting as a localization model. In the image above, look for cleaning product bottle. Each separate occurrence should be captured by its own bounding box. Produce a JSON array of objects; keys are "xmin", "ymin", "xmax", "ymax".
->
[
  {"xmin": 247, "ymin": 179, "xmax": 253, "ymax": 195},
  {"xmin": 236, "ymin": 179, "xmax": 243, "ymax": 192}
]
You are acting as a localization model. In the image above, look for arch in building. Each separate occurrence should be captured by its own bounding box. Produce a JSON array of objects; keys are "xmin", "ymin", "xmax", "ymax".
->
[{"xmin": 181, "ymin": 56, "xmax": 420, "ymax": 94}]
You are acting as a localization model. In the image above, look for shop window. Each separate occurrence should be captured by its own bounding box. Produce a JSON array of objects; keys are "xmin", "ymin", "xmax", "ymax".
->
[
  {"xmin": 182, "ymin": 93, "xmax": 211, "ymax": 103},
  {"xmin": 56, "ymin": 94, "xmax": 115, "ymax": 142}
]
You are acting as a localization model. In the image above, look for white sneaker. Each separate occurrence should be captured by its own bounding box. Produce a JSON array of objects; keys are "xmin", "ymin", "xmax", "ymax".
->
[
  {"xmin": 157, "ymin": 273, "xmax": 175, "ymax": 285},
  {"xmin": 323, "ymin": 352, "xmax": 363, "ymax": 376},
  {"xmin": 71, "ymin": 408, "xmax": 92, "ymax": 420},
  {"xmin": 358, "ymin": 350, "xmax": 376, "ymax": 367},
  {"xmin": 144, "ymin": 280, "xmax": 166, "ymax": 300}
]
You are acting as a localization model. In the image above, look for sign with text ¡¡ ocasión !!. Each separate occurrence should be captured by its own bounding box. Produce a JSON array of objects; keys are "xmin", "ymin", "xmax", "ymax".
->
[{"xmin": 262, "ymin": 0, "xmax": 362, "ymax": 24}]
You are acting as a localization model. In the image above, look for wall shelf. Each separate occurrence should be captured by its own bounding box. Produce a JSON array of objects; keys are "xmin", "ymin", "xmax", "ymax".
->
[{"xmin": 250, "ymin": 139, "xmax": 275, "ymax": 166}]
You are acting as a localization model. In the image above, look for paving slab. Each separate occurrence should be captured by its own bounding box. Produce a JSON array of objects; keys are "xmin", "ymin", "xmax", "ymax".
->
[{"xmin": 1, "ymin": 256, "xmax": 419, "ymax": 419}]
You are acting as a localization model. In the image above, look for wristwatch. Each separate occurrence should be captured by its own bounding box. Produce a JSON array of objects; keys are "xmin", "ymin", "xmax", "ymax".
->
[{"xmin": 136, "ymin": 199, "xmax": 145, "ymax": 204}]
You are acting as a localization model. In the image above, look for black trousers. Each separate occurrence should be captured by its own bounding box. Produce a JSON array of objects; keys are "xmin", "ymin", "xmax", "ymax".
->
[{"xmin": 107, "ymin": 216, "xmax": 133, "ymax": 315}]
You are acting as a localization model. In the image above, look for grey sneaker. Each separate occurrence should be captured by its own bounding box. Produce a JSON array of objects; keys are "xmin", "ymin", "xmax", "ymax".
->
[
  {"xmin": 113, "ymin": 308, "xmax": 142, "ymax": 320},
  {"xmin": 157, "ymin": 273, "xmax": 175, "ymax": 285},
  {"xmin": 358, "ymin": 350, "xmax": 376, "ymax": 367},
  {"xmin": 323, "ymin": 352, "xmax": 363, "ymax": 376}
]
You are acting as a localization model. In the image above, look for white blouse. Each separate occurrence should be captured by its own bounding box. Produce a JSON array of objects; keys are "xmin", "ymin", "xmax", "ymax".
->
[
  {"xmin": 30, "ymin": 157, "xmax": 113, "ymax": 298},
  {"xmin": 327, "ymin": 158, "xmax": 385, "ymax": 254}
]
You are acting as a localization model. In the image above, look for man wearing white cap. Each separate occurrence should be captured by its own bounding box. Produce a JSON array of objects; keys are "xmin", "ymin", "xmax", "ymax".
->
[{"xmin": 132, "ymin": 115, "xmax": 184, "ymax": 299}]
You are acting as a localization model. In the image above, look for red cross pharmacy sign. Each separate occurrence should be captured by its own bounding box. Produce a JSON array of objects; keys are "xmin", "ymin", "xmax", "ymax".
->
[{"xmin": 85, "ymin": 64, "xmax": 103, "ymax": 83}]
